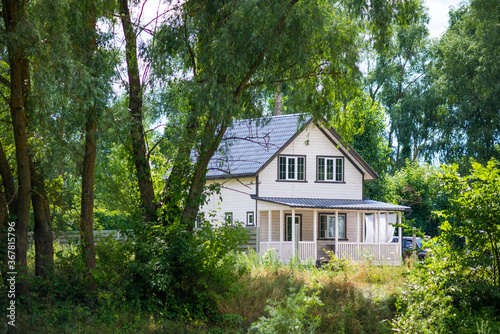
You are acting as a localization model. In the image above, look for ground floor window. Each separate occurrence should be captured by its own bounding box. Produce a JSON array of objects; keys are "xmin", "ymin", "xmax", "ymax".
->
[
  {"xmin": 319, "ymin": 213, "xmax": 345, "ymax": 239},
  {"xmin": 246, "ymin": 211, "xmax": 254, "ymax": 226},
  {"xmin": 285, "ymin": 214, "xmax": 302, "ymax": 241}
]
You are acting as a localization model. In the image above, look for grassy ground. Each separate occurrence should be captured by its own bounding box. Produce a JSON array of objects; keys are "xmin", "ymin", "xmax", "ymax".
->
[
  {"xmin": 218, "ymin": 252, "xmax": 409, "ymax": 333},
  {"xmin": 11, "ymin": 251, "xmax": 409, "ymax": 334}
]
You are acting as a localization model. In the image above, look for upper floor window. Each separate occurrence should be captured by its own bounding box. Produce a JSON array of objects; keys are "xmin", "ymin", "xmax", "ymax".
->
[
  {"xmin": 278, "ymin": 155, "xmax": 305, "ymax": 181},
  {"xmin": 317, "ymin": 156, "xmax": 343, "ymax": 182}
]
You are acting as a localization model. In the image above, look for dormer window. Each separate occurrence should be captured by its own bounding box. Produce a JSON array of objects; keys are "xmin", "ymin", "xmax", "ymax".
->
[
  {"xmin": 317, "ymin": 156, "xmax": 343, "ymax": 182},
  {"xmin": 278, "ymin": 155, "xmax": 305, "ymax": 181}
]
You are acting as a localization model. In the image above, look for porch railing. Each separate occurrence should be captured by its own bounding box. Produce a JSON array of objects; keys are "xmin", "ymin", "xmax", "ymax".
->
[
  {"xmin": 298, "ymin": 241, "xmax": 315, "ymax": 261},
  {"xmin": 260, "ymin": 242, "xmax": 293, "ymax": 262},
  {"xmin": 260, "ymin": 241, "xmax": 401, "ymax": 265},
  {"xmin": 260, "ymin": 241, "xmax": 315, "ymax": 262},
  {"xmin": 336, "ymin": 242, "xmax": 401, "ymax": 265}
]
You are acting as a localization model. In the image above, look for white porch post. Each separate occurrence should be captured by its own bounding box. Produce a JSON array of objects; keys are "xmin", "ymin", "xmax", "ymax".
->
[
  {"xmin": 313, "ymin": 209, "xmax": 318, "ymax": 261},
  {"xmin": 268, "ymin": 210, "xmax": 272, "ymax": 248},
  {"xmin": 335, "ymin": 209, "xmax": 339, "ymax": 257},
  {"xmin": 279, "ymin": 210, "xmax": 284, "ymax": 242},
  {"xmin": 398, "ymin": 211, "xmax": 402, "ymax": 261},
  {"xmin": 292, "ymin": 208, "xmax": 296, "ymax": 256},
  {"xmin": 377, "ymin": 211, "xmax": 381, "ymax": 260},
  {"xmin": 279, "ymin": 209, "xmax": 284, "ymax": 260},
  {"xmin": 356, "ymin": 210, "xmax": 360, "ymax": 261},
  {"xmin": 356, "ymin": 211, "xmax": 360, "ymax": 243},
  {"xmin": 256, "ymin": 210, "xmax": 261, "ymax": 254},
  {"xmin": 362, "ymin": 212, "xmax": 365, "ymax": 242}
]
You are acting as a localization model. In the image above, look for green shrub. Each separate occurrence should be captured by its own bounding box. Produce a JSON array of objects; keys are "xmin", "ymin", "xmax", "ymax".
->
[
  {"xmin": 392, "ymin": 235, "xmax": 500, "ymax": 333},
  {"xmin": 131, "ymin": 218, "xmax": 250, "ymax": 319},
  {"xmin": 249, "ymin": 286, "xmax": 323, "ymax": 334}
]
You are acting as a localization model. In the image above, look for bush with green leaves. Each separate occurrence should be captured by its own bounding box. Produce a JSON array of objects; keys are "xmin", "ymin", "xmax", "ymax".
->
[
  {"xmin": 385, "ymin": 161, "xmax": 446, "ymax": 236},
  {"xmin": 131, "ymin": 218, "xmax": 250, "ymax": 319},
  {"xmin": 392, "ymin": 159, "xmax": 500, "ymax": 333},
  {"xmin": 249, "ymin": 286, "xmax": 323, "ymax": 334}
]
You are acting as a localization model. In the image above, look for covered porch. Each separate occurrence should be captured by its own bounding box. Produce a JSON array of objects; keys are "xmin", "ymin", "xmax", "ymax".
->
[{"xmin": 253, "ymin": 197, "xmax": 411, "ymax": 265}]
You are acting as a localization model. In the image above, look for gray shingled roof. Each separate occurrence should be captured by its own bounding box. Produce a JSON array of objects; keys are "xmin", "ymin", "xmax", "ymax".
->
[
  {"xmin": 251, "ymin": 196, "xmax": 411, "ymax": 212},
  {"xmin": 207, "ymin": 114, "xmax": 310, "ymax": 178}
]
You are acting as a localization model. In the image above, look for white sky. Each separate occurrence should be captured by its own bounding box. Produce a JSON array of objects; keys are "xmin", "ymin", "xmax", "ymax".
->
[
  {"xmin": 135, "ymin": 0, "xmax": 467, "ymax": 45},
  {"xmin": 425, "ymin": 0, "xmax": 466, "ymax": 38}
]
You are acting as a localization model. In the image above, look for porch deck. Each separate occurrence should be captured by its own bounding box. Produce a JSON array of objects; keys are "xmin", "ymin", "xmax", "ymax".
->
[{"xmin": 256, "ymin": 205, "xmax": 407, "ymax": 265}]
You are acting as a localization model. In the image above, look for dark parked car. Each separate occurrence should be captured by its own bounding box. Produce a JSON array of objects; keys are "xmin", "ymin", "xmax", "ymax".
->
[{"xmin": 392, "ymin": 236, "xmax": 429, "ymax": 260}]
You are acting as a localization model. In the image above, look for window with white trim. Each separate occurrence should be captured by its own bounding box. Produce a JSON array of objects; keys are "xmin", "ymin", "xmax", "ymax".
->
[
  {"xmin": 319, "ymin": 214, "xmax": 346, "ymax": 239},
  {"xmin": 224, "ymin": 212, "xmax": 233, "ymax": 223},
  {"xmin": 246, "ymin": 211, "xmax": 254, "ymax": 226},
  {"xmin": 278, "ymin": 156, "xmax": 305, "ymax": 181},
  {"xmin": 317, "ymin": 157, "xmax": 343, "ymax": 182}
]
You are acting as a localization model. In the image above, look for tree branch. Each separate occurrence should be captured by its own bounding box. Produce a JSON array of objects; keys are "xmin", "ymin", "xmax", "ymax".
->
[
  {"xmin": 244, "ymin": 69, "xmax": 346, "ymax": 89},
  {"xmin": 233, "ymin": 0, "xmax": 299, "ymax": 100},
  {"xmin": 184, "ymin": 11, "xmax": 197, "ymax": 78}
]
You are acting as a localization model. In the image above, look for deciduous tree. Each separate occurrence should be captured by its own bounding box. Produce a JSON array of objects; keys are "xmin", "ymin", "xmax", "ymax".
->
[{"xmin": 432, "ymin": 0, "xmax": 500, "ymax": 166}]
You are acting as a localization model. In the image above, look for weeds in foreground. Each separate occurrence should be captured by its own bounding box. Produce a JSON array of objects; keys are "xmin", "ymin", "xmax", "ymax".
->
[
  {"xmin": 218, "ymin": 250, "xmax": 407, "ymax": 333},
  {"xmin": 13, "ymin": 246, "xmax": 407, "ymax": 333}
]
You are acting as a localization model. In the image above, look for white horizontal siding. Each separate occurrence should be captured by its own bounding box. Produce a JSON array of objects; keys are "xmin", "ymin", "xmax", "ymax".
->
[
  {"xmin": 258, "ymin": 123, "xmax": 363, "ymax": 200},
  {"xmin": 200, "ymin": 177, "xmax": 256, "ymax": 225}
]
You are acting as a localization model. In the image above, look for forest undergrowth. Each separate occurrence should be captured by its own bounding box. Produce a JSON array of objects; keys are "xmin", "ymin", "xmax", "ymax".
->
[{"xmin": 9, "ymin": 245, "xmax": 408, "ymax": 334}]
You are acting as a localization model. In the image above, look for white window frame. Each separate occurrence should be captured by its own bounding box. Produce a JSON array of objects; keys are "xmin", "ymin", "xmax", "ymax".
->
[
  {"xmin": 284, "ymin": 214, "xmax": 302, "ymax": 241},
  {"xmin": 317, "ymin": 156, "xmax": 343, "ymax": 182},
  {"xmin": 319, "ymin": 213, "xmax": 346, "ymax": 239},
  {"xmin": 278, "ymin": 155, "xmax": 305, "ymax": 181},
  {"xmin": 224, "ymin": 212, "xmax": 233, "ymax": 224},
  {"xmin": 246, "ymin": 211, "xmax": 254, "ymax": 226}
]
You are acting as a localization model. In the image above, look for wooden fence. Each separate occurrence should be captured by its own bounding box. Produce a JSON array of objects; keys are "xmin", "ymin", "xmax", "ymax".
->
[
  {"xmin": 239, "ymin": 226, "xmax": 259, "ymax": 253},
  {"xmin": 28, "ymin": 230, "xmax": 130, "ymax": 246},
  {"xmin": 29, "ymin": 227, "xmax": 259, "ymax": 252}
]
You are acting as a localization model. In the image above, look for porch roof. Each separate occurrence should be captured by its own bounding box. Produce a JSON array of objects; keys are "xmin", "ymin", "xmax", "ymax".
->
[{"xmin": 251, "ymin": 196, "xmax": 411, "ymax": 212}]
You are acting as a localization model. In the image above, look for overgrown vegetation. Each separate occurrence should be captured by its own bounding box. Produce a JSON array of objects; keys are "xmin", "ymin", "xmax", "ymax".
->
[
  {"xmin": 0, "ymin": 0, "xmax": 499, "ymax": 332},
  {"xmin": 393, "ymin": 159, "xmax": 500, "ymax": 333},
  {"xmin": 11, "ymin": 247, "xmax": 407, "ymax": 333}
]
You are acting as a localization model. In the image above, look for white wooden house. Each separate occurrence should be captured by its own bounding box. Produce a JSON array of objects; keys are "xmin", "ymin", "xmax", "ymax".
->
[{"xmin": 200, "ymin": 114, "xmax": 410, "ymax": 264}]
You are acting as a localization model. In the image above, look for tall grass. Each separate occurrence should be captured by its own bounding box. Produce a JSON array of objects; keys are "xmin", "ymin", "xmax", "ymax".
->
[
  {"xmin": 15, "ymin": 245, "xmax": 407, "ymax": 333},
  {"xmin": 219, "ymin": 250, "xmax": 408, "ymax": 333}
]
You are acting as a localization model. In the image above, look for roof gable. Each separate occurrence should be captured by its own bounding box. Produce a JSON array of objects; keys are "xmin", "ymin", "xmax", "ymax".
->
[{"xmin": 206, "ymin": 113, "xmax": 378, "ymax": 180}]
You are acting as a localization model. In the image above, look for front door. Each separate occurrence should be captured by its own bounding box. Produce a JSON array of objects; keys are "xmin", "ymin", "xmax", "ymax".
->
[{"xmin": 285, "ymin": 215, "xmax": 302, "ymax": 241}]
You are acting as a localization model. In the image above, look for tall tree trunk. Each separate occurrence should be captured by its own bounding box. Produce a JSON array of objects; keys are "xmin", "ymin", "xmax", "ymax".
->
[
  {"xmin": 2, "ymin": 0, "xmax": 31, "ymax": 297},
  {"xmin": 29, "ymin": 159, "xmax": 53, "ymax": 277},
  {"xmin": 119, "ymin": 0, "xmax": 157, "ymax": 222},
  {"xmin": 181, "ymin": 123, "xmax": 228, "ymax": 231},
  {"xmin": 273, "ymin": 83, "xmax": 283, "ymax": 116},
  {"xmin": 21, "ymin": 39, "xmax": 54, "ymax": 278},
  {"xmin": 0, "ymin": 190, "xmax": 8, "ymax": 284},
  {"xmin": 0, "ymin": 141, "xmax": 17, "ymax": 216},
  {"xmin": 163, "ymin": 0, "xmax": 298, "ymax": 231},
  {"xmin": 81, "ymin": 113, "xmax": 97, "ymax": 287},
  {"xmin": 80, "ymin": 0, "xmax": 97, "ymax": 291}
]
